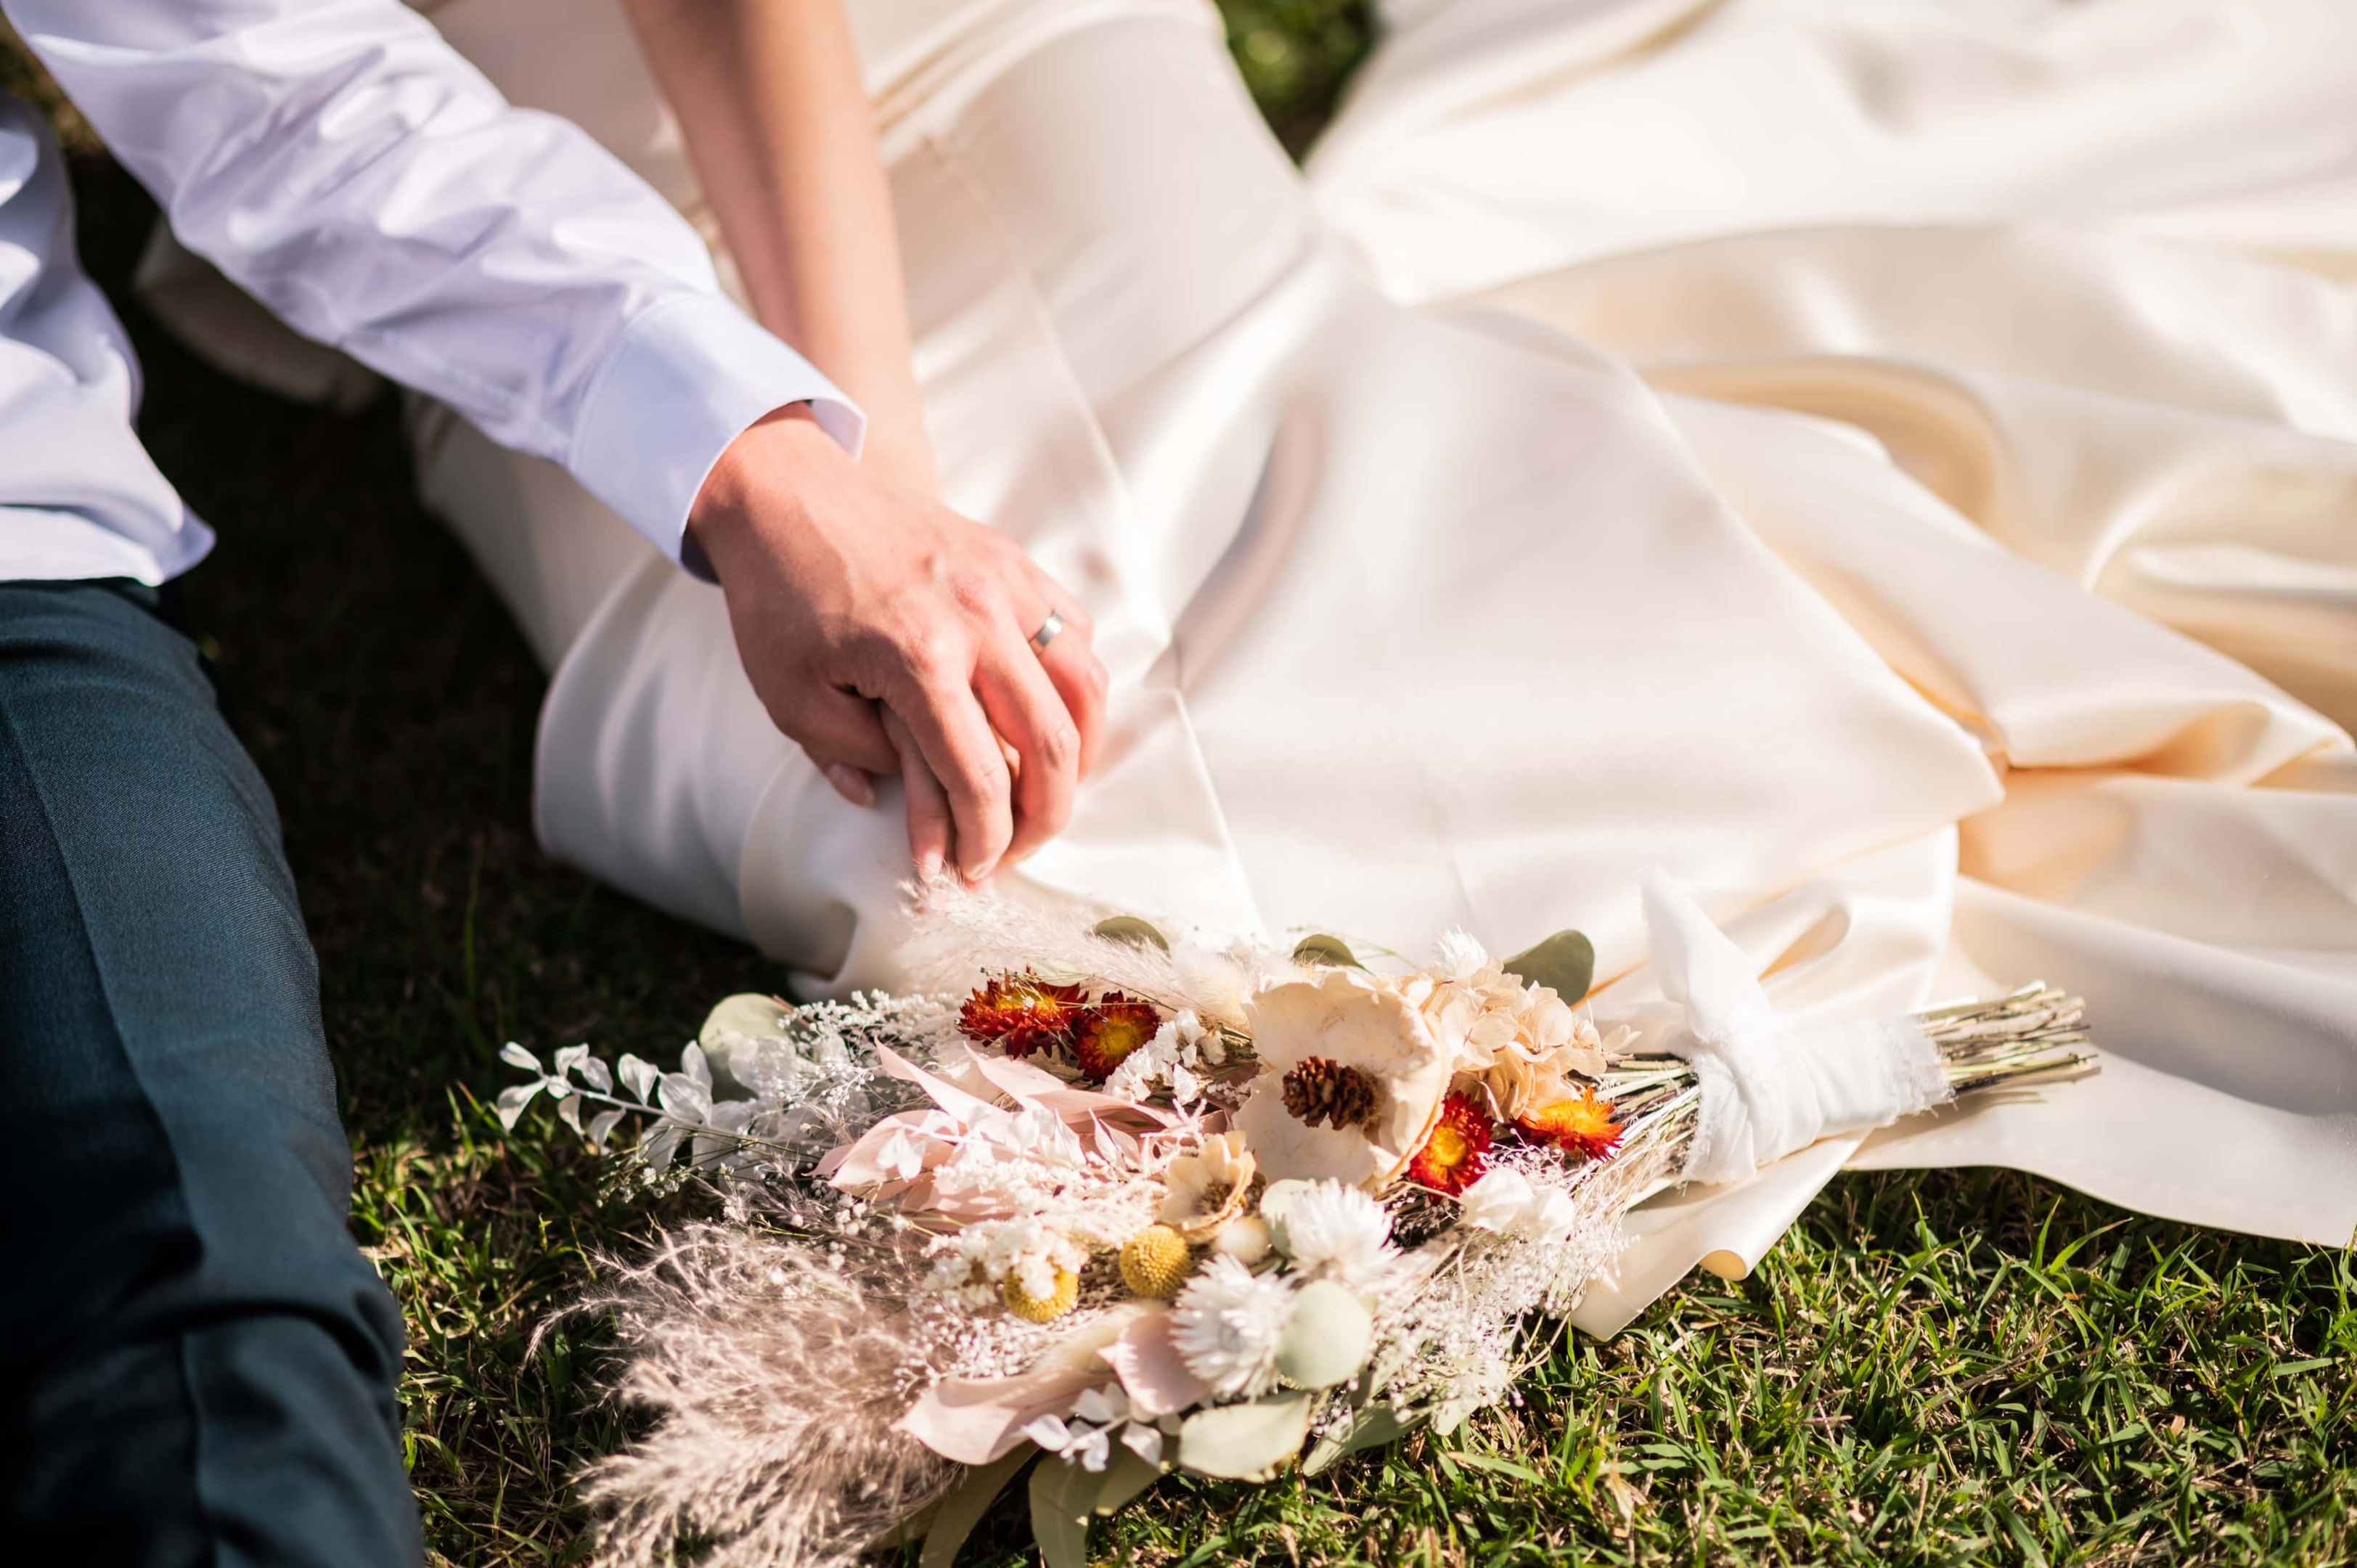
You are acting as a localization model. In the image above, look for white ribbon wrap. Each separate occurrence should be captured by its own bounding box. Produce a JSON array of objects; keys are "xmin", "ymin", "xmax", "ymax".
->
[{"xmin": 1640, "ymin": 870, "xmax": 1952, "ymax": 1188}]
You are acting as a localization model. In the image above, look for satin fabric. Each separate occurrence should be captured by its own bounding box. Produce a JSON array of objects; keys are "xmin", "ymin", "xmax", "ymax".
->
[
  {"xmin": 1306, "ymin": 0, "xmax": 2357, "ymax": 1318},
  {"xmin": 138, "ymin": 0, "xmax": 2357, "ymax": 1330}
]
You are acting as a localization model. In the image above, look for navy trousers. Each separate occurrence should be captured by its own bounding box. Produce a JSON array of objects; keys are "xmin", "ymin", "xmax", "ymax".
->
[{"xmin": 0, "ymin": 579, "xmax": 421, "ymax": 1564}]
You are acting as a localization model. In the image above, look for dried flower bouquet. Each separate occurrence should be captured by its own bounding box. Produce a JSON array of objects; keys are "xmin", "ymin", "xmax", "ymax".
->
[{"xmin": 500, "ymin": 874, "xmax": 2094, "ymax": 1568}]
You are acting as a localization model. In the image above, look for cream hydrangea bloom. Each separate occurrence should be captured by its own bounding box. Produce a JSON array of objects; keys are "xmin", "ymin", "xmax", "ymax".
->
[
  {"xmin": 1404, "ymin": 934, "xmax": 1617, "ymax": 1120},
  {"xmin": 1235, "ymin": 968, "xmax": 1453, "ymax": 1187}
]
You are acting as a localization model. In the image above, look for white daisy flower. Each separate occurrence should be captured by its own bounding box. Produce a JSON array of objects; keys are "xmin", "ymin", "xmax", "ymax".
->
[
  {"xmin": 1278, "ymin": 1179, "xmax": 1397, "ymax": 1286},
  {"xmin": 1169, "ymin": 1254, "xmax": 1296, "ymax": 1399}
]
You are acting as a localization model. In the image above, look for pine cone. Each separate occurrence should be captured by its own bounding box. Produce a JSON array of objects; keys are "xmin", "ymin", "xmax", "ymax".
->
[{"xmin": 1281, "ymin": 1055, "xmax": 1380, "ymax": 1130}]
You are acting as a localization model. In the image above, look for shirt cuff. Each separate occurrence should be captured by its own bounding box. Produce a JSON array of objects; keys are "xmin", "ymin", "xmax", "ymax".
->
[{"xmin": 568, "ymin": 291, "xmax": 866, "ymax": 575}]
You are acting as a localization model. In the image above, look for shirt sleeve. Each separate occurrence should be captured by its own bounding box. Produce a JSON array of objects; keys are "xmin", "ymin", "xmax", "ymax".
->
[{"xmin": 5, "ymin": 0, "xmax": 865, "ymax": 567}]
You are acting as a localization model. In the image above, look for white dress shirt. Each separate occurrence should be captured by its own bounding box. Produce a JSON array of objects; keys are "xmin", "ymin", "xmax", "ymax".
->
[{"xmin": 0, "ymin": 0, "xmax": 862, "ymax": 586}]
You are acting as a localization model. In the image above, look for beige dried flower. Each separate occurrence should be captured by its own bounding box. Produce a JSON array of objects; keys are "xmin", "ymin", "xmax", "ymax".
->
[
  {"xmin": 1234, "ymin": 968, "xmax": 1451, "ymax": 1188},
  {"xmin": 1158, "ymin": 1130, "xmax": 1256, "ymax": 1241}
]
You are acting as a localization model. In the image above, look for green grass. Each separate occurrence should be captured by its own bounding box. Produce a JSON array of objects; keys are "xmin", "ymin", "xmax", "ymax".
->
[{"xmin": 12, "ymin": 4, "xmax": 2356, "ymax": 1562}]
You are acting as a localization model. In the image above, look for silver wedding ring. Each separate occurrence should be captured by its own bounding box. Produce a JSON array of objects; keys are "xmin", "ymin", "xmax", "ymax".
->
[{"xmin": 1029, "ymin": 610, "xmax": 1065, "ymax": 653}]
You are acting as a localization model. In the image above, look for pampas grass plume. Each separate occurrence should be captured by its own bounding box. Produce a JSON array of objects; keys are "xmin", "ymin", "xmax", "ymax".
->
[
  {"xmin": 896, "ymin": 873, "xmax": 1266, "ymax": 1029},
  {"xmin": 566, "ymin": 1228, "xmax": 959, "ymax": 1568}
]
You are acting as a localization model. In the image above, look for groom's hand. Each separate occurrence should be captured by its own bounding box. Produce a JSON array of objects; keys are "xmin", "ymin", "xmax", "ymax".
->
[{"xmin": 687, "ymin": 405, "xmax": 1106, "ymax": 883}]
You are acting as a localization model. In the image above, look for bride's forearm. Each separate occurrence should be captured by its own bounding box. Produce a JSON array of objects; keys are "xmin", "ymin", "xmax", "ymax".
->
[{"xmin": 621, "ymin": 0, "xmax": 938, "ymax": 499}]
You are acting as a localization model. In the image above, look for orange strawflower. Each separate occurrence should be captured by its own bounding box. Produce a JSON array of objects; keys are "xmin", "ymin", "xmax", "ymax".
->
[
  {"xmin": 957, "ymin": 972, "xmax": 1084, "ymax": 1058},
  {"xmin": 1405, "ymin": 1091, "xmax": 1492, "ymax": 1196},
  {"xmin": 1071, "ymin": 993, "xmax": 1161, "ymax": 1081},
  {"xmin": 1516, "ymin": 1085, "xmax": 1622, "ymax": 1162}
]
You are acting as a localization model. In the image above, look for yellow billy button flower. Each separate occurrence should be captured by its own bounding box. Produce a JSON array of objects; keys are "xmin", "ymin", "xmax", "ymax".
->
[{"xmin": 1118, "ymin": 1225, "xmax": 1192, "ymax": 1297}]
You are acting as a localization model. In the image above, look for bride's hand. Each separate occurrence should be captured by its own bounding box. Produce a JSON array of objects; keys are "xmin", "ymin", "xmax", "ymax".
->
[{"xmin": 688, "ymin": 405, "xmax": 1106, "ymax": 883}]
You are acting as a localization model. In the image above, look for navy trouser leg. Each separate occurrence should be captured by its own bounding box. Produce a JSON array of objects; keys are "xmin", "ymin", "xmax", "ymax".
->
[{"xmin": 0, "ymin": 580, "xmax": 421, "ymax": 1566}]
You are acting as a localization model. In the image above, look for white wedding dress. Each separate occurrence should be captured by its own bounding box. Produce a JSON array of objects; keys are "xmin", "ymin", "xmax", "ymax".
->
[{"xmin": 143, "ymin": 0, "xmax": 2357, "ymax": 1328}]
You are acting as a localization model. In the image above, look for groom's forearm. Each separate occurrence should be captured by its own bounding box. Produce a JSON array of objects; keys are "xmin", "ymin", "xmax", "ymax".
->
[{"xmin": 2, "ymin": 0, "xmax": 862, "ymax": 567}]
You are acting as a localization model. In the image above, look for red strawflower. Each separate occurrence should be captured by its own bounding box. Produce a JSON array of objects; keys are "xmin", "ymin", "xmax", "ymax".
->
[
  {"xmin": 1406, "ymin": 1091, "xmax": 1493, "ymax": 1195},
  {"xmin": 1070, "ymin": 993, "xmax": 1161, "ymax": 1081},
  {"xmin": 957, "ymin": 972, "xmax": 1084, "ymax": 1058},
  {"xmin": 1516, "ymin": 1085, "xmax": 1624, "ymax": 1162}
]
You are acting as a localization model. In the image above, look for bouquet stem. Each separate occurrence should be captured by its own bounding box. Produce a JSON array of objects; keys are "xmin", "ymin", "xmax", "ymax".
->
[{"xmin": 1916, "ymin": 982, "xmax": 2095, "ymax": 1093}]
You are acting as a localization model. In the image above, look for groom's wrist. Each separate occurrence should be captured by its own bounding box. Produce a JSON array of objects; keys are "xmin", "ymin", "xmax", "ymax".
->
[
  {"xmin": 568, "ymin": 293, "xmax": 865, "ymax": 576},
  {"xmin": 686, "ymin": 403, "xmax": 849, "ymax": 581}
]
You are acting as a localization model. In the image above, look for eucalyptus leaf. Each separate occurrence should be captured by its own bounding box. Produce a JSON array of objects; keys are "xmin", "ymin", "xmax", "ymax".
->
[
  {"xmin": 1274, "ymin": 1280, "xmax": 1373, "ymax": 1389},
  {"xmin": 1092, "ymin": 915, "xmax": 1171, "ymax": 953},
  {"xmin": 698, "ymin": 992, "xmax": 787, "ymax": 1048},
  {"xmin": 1177, "ymin": 1392, "xmax": 1313, "ymax": 1480},
  {"xmin": 920, "ymin": 1442, "xmax": 1037, "ymax": 1568},
  {"xmin": 1257, "ymin": 1178, "xmax": 1315, "ymax": 1256},
  {"xmin": 616, "ymin": 1053, "xmax": 658, "ymax": 1104},
  {"xmin": 862, "ymin": 1497, "xmax": 941, "ymax": 1556},
  {"xmin": 585, "ymin": 1108, "xmax": 624, "ymax": 1152},
  {"xmin": 655, "ymin": 1072, "xmax": 711, "ymax": 1122},
  {"xmin": 1303, "ymin": 1404, "xmax": 1416, "ymax": 1476},
  {"xmin": 493, "ymin": 1082, "xmax": 539, "ymax": 1131},
  {"xmin": 698, "ymin": 993, "xmax": 784, "ymax": 1093},
  {"xmin": 1291, "ymin": 933, "xmax": 1361, "ymax": 969},
  {"xmin": 1501, "ymin": 928, "xmax": 1596, "ymax": 1003},
  {"xmin": 1026, "ymin": 1457, "xmax": 1100, "ymax": 1568},
  {"xmin": 1092, "ymin": 1445, "xmax": 1167, "ymax": 1516},
  {"xmin": 639, "ymin": 1122, "xmax": 683, "ymax": 1172}
]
